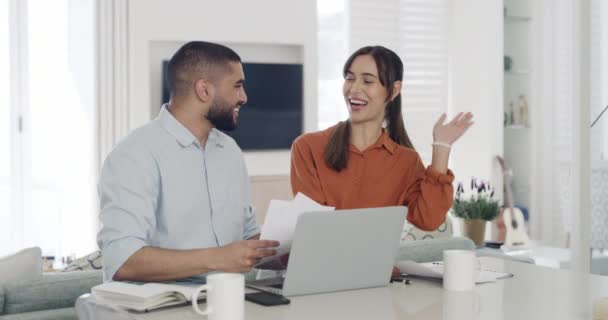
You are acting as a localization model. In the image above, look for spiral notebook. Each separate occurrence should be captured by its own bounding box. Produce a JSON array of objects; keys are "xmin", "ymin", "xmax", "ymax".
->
[{"xmin": 396, "ymin": 260, "xmax": 513, "ymax": 284}]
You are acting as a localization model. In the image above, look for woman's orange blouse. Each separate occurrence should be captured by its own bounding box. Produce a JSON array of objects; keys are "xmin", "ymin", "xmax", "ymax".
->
[{"xmin": 290, "ymin": 125, "xmax": 454, "ymax": 231}]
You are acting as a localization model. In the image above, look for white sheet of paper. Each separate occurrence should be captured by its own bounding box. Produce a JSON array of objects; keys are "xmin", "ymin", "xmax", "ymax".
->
[
  {"xmin": 292, "ymin": 192, "xmax": 329, "ymax": 211},
  {"xmin": 396, "ymin": 260, "xmax": 513, "ymax": 284},
  {"xmin": 259, "ymin": 199, "xmax": 297, "ymax": 252},
  {"xmin": 396, "ymin": 260, "xmax": 443, "ymax": 279},
  {"xmin": 256, "ymin": 193, "xmax": 334, "ymax": 266}
]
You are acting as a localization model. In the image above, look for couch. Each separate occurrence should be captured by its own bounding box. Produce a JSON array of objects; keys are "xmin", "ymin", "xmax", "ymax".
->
[{"xmin": 0, "ymin": 270, "xmax": 102, "ymax": 320}]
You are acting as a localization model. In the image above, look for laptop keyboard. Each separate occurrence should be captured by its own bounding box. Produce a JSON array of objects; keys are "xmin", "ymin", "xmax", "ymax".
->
[
  {"xmin": 246, "ymin": 277, "xmax": 285, "ymax": 295},
  {"xmin": 247, "ymin": 277, "xmax": 284, "ymax": 287}
]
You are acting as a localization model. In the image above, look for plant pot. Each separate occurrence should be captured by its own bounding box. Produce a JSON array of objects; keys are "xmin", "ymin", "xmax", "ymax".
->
[{"xmin": 463, "ymin": 219, "xmax": 487, "ymax": 247}]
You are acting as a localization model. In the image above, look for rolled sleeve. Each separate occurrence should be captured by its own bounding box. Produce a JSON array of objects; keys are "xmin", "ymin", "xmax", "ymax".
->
[
  {"xmin": 424, "ymin": 166, "xmax": 455, "ymax": 184},
  {"xmin": 100, "ymin": 237, "xmax": 146, "ymax": 281},
  {"xmin": 97, "ymin": 146, "xmax": 159, "ymax": 281},
  {"xmin": 400, "ymin": 156, "xmax": 455, "ymax": 231}
]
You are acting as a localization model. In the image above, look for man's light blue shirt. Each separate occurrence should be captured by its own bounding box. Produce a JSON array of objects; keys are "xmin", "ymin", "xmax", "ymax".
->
[{"xmin": 97, "ymin": 105, "xmax": 260, "ymax": 281}]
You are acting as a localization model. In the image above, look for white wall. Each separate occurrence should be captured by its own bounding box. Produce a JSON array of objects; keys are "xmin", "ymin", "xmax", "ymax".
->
[
  {"xmin": 126, "ymin": 0, "xmax": 317, "ymax": 176},
  {"xmin": 449, "ymin": 0, "xmax": 504, "ymax": 197},
  {"xmin": 121, "ymin": 0, "xmax": 504, "ymax": 181}
]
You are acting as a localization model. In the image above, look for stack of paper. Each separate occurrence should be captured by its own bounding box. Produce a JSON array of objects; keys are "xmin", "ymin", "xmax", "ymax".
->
[
  {"xmin": 257, "ymin": 193, "xmax": 334, "ymax": 265},
  {"xmin": 396, "ymin": 260, "xmax": 513, "ymax": 284}
]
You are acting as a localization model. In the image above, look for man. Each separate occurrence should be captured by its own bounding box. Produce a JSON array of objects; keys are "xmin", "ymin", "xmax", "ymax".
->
[{"xmin": 97, "ymin": 41, "xmax": 279, "ymax": 282}]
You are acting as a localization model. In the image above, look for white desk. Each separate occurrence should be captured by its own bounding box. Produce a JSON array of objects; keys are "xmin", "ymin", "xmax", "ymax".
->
[{"xmin": 76, "ymin": 257, "xmax": 608, "ymax": 320}]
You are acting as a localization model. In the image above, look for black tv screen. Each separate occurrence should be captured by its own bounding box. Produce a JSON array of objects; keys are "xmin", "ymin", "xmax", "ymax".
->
[{"xmin": 162, "ymin": 61, "xmax": 303, "ymax": 150}]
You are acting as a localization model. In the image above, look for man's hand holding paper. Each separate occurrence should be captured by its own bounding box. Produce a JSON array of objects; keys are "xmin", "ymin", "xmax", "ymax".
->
[{"xmin": 256, "ymin": 193, "xmax": 334, "ymax": 268}]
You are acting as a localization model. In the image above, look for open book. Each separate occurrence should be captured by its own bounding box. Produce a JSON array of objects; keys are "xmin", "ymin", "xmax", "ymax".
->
[{"xmin": 92, "ymin": 281, "xmax": 203, "ymax": 312}]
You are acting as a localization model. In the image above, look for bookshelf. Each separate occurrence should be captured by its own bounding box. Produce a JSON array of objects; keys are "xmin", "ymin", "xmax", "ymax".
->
[{"xmin": 503, "ymin": 0, "xmax": 535, "ymax": 210}]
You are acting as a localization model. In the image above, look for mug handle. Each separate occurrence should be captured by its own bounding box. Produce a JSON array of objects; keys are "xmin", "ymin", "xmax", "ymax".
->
[{"xmin": 192, "ymin": 284, "xmax": 212, "ymax": 316}]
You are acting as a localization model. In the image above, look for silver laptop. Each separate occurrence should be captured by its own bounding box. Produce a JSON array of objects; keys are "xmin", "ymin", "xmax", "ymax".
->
[{"xmin": 249, "ymin": 206, "xmax": 406, "ymax": 296}]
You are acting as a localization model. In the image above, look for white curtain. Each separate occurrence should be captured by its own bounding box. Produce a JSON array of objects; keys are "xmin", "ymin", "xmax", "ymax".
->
[
  {"xmin": 2, "ymin": 0, "xmax": 98, "ymax": 258},
  {"xmin": 95, "ymin": 0, "xmax": 131, "ymax": 169},
  {"xmin": 534, "ymin": 0, "xmax": 577, "ymax": 247},
  {"xmin": 534, "ymin": 0, "xmax": 603, "ymax": 258},
  {"xmin": 589, "ymin": 0, "xmax": 608, "ymax": 251}
]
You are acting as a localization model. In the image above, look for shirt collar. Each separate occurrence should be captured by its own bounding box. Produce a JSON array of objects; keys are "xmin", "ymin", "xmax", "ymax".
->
[
  {"xmin": 207, "ymin": 128, "xmax": 224, "ymax": 149},
  {"xmin": 348, "ymin": 129, "xmax": 397, "ymax": 155},
  {"xmin": 158, "ymin": 104, "xmax": 199, "ymax": 147},
  {"xmin": 379, "ymin": 130, "xmax": 398, "ymax": 154},
  {"xmin": 158, "ymin": 104, "xmax": 226, "ymax": 149}
]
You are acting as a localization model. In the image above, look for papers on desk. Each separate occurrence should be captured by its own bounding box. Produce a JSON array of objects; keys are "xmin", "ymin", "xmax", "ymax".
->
[
  {"xmin": 257, "ymin": 193, "xmax": 334, "ymax": 266},
  {"xmin": 396, "ymin": 260, "xmax": 513, "ymax": 284}
]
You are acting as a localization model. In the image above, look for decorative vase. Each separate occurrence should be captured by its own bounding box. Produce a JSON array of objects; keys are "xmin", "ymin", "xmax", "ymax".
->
[{"xmin": 463, "ymin": 219, "xmax": 487, "ymax": 247}]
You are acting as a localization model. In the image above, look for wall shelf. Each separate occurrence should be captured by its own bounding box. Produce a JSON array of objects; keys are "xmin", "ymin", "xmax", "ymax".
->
[
  {"xmin": 505, "ymin": 69, "xmax": 532, "ymax": 76},
  {"xmin": 505, "ymin": 125, "xmax": 530, "ymax": 129},
  {"xmin": 505, "ymin": 15, "xmax": 532, "ymax": 22},
  {"xmin": 503, "ymin": 0, "xmax": 535, "ymax": 212}
]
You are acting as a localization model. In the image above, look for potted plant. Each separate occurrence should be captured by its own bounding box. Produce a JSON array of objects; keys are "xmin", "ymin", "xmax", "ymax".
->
[{"xmin": 452, "ymin": 178, "xmax": 500, "ymax": 247}]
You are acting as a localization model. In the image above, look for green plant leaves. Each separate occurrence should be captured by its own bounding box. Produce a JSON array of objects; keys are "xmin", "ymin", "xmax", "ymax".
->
[{"xmin": 452, "ymin": 195, "xmax": 499, "ymax": 221}]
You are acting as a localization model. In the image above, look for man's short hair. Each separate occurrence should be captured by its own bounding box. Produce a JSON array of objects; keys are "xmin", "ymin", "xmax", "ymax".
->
[{"xmin": 167, "ymin": 41, "xmax": 241, "ymax": 99}]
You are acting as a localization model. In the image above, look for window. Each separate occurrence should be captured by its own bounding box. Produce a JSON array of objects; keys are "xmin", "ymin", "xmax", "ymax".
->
[
  {"xmin": 347, "ymin": 0, "xmax": 450, "ymax": 162},
  {"xmin": 590, "ymin": 0, "xmax": 608, "ymax": 161},
  {"xmin": 2, "ymin": 0, "xmax": 96, "ymax": 259},
  {"xmin": 317, "ymin": 0, "xmax": 451, "ymax": 156},
  {"xmin": 0, "ymin": 0, "xmax": 11, "ymax": 249},
  {"xmin": 317, "ymin": 0, "xmax": 348, "ymax": 130}
]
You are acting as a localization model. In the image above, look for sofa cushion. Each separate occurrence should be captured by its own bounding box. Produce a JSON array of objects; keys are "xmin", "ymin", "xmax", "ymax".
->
[
  {"xmin": 0, "ymin": 285, "xmax": 4, "ymax": 315},
  {"xmin": 0, "ymin": 307, "xmax": 76, "ymax": 320},
  {"xmin": 3, "ymin": 271, "xmax": 102, "ymax": 315},
  {"xmin": 401, "ymin": 217, "xmax": 453, "ymax": 242},
  {"xmin": 397, "ymin": 237, "xmax": 475, "ymax": 263},
  {"xmin": 0, "ymin": 248, "xmax": 42, "ymax": 287}
]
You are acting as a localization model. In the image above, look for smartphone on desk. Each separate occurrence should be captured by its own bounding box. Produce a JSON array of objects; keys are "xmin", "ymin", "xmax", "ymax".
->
[
  {"xmin": 484, "ymin": 241, "xmax": 503, "ymax": 249},
  {"xmin": 245, "ymin": 292, "xmax": 291, "ymax": 306}
]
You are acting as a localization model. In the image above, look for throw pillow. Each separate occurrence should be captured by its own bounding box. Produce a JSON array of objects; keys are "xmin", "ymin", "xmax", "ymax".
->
[
  {"xmin": 401, "ymin": 217, "xmax": 453, "ymax": 242},
  {"xmin": 0, "ymin": 247, "xmax": 42, "ymax": 286}
]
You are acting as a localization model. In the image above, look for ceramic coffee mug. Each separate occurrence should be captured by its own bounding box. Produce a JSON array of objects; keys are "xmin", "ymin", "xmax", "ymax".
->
[
  {"xmin": 443, "ymin": 250, "xmax": 477, "ymax": 291},
  {"xmin": 192, "ymin": 273, "xmax": 244, "ymax": 320}
]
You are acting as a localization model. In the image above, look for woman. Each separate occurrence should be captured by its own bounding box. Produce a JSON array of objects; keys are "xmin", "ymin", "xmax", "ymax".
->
[{"xmin": 290, "ymin": 46, "xmax": 473, "ymax": 231}]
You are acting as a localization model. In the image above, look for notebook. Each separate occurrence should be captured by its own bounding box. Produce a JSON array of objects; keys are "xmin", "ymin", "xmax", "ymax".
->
[
  {"xmin": 91, "ymin": 281, "xmax": 203, "ymax": 312},
  {"xmin": 396, "ymin": 260, "xmax": 514, "ymax": 284}
]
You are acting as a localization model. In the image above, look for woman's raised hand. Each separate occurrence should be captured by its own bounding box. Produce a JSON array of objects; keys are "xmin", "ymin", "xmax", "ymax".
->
[{"xmin": 432, "ymin": 112, "xmax": 474, "ymax": 145}]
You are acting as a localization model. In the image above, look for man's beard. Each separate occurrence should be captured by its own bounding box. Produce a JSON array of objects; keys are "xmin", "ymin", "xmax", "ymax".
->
[{"xmin": 207, "ymin": 97, "xmax": 238, "ymax": 131}]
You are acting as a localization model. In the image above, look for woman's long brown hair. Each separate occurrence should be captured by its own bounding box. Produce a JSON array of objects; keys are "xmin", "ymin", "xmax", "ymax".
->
[{"xmin": 324, "ymin": 46, "xmax": 415, "ymax": 172}]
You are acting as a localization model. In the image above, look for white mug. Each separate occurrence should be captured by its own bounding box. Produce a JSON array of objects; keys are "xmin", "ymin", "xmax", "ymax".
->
[
  {"xmin": 443, "ymin": 250, "xmax": 477, "ymax": 291},
  {"xmin": 192, "ymin": 273, "xmax": 244, "ymax": 320}
]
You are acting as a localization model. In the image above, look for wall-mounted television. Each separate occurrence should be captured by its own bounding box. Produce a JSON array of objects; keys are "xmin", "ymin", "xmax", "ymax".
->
[{"xmin": 162, "ymin": 61, "xmax": 303, "ymax": 150}]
